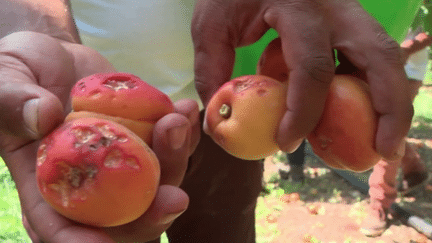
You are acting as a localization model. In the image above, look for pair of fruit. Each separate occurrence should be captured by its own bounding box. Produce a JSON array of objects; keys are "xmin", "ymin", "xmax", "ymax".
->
[
  {"xmin": 204, "ymin": 38, "xmax": 381, "ymax": 172},
  {"xmin": 36, "ymin": 73, "xmax": 173, "ymax": 227}
]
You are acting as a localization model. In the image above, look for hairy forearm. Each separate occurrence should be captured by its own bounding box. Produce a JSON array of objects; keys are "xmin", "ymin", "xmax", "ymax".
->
[{"xmin": 0, "ymin": 0, "xmax": 81, "ymax": 43}]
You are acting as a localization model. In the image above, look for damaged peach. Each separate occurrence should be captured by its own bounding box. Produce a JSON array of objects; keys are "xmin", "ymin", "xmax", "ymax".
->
[
  {"xmin": 36, "ymin": 117, "xmax": 160, "ymax": 227},
  {"xmin": 69, "ymin": 72, "xmax": 174, "ymax": 145},
  {"xmin": 203, "ymin": 75, "xmax": 287, "ymax": 160}
]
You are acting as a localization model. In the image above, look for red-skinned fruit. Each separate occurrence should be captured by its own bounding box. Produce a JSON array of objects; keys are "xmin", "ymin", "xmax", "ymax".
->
[
  {"xmin": 65, "ymin": 111, "xmax": 154, "ymax": 146},
  {"xmin": 307, "ymin": 75, "xmax": 381, "ymax": 172},
  {"xmin": 258, "ymin": 37, "xmax": 381, "ymax": 172},
  {"xmin": 36, "ymin": 117, "xmax": 160, "ymax": 227},
  {"xmin": 69, "ymin": 72, "xmax": 174, "ymax": 146},
  {"xmin": 71, "ymin": 72, "xmax": 174, "ymax": 123}
]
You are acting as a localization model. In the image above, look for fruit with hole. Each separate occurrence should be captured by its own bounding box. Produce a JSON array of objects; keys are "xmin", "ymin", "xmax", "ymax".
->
[
  {"xmin": 69, "ymin": 72, "xmax": 174, "ymax": 145},
  {"xmin": 71, "ymin": 72, "xmax": 174, "ymax": 122},
  {"xmin": 65, "ymin": 111, "xmax": 154, "ymax": 146},
  {"xmin": 36, "ymin": 117, "xmax": 160, "ymax": 227},
  {"xmin": 203, "ymin": 75, "xmax": 287, "ymax": 160}
]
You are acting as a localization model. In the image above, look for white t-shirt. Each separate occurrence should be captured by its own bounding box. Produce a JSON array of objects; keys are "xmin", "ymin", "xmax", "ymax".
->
[
  {"xmin": 404, "ymin": 47, "xmax": 429, "ymax": 81},
  {"xmin": 70, "ymin": 0, "xmax": 200, "ymax": 103}
]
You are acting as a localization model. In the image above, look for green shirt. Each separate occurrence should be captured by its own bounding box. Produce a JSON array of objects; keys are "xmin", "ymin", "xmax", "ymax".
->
[{"xmin": 232, "ymin": 0, "xmax": 423, "ymax": 78}]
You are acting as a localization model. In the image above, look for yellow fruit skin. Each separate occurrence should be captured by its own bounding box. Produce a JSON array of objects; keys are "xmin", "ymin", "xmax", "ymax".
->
[{"xmin": 204, "ymin": 75, "xmax": 287, "ymax": 160}]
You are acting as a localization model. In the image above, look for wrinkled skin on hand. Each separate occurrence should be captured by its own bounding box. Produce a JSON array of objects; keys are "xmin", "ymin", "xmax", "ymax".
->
[
  {"xmin": 192, "ymin": 0, "xmax": 413, "ymax": 160},
  {"xmin": 0, "ymin": 31, "xmax": 200, "ymax": 242}
]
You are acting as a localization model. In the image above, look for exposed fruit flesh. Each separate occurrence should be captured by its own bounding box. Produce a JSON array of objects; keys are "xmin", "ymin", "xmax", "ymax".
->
[{"xmin": 36, "ymin": 118, "xmax": 160, "ymax": 227}]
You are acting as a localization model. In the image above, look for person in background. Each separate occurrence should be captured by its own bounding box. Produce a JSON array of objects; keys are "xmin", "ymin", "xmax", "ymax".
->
[
  {"xmin": 0, "ymin": 0, "xmax": 418, "ymax": 242},
  {"xmin": 360, "ymin": 28, "xmax": 432, "ymax": 237},
  {"xmin": 280, "ymin": 141, "xmax": 306, "ymax": 184}
]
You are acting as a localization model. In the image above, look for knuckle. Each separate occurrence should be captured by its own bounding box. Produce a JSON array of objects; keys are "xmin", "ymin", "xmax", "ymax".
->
[
  {"xmin": 372, "ymin": 29, "xmax": 404, "ymax": 66},
  {"xmin": 191, "ymin": 1, "xmax": 228, "ymax": 46},
  {"xmin": 299, "ymin": 55, "xmax": 335, "ymax": 84}
]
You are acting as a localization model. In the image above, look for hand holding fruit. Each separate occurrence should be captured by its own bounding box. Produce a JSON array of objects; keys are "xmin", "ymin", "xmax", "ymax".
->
[
  {"xmin": 0, "ymin": 32, "xmax": 198, "ymax": 242},
  {"xmin": 193, "ymin": 0, "xmax": 413, "ymax": 160},
  {"xmin": 204, "ymin": 37, "xmax": 385, "ymax": 172},
  {"xmin": 36, "ymin": 72, "xmax": 177, "ymax": 227}
]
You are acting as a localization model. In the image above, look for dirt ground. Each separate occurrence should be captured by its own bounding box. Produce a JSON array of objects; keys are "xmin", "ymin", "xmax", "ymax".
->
[{"xmin": 257, "ymin": 115, "xmax": 432, "ymax": 242}]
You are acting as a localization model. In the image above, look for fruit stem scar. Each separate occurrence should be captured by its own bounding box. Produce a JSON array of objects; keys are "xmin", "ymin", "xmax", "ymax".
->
[{"xmin": 219, "ymin": 104, "xmax": 231, "ymax": 119}]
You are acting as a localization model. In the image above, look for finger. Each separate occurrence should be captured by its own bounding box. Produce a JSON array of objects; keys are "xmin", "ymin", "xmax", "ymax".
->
[
  {"xmin": 22, "ymin": 211, "xmax": 41, "ymax": 243},
  {"xmin": 0, "ymin": 82, "xmax": 64, "ymax": 140},
  {"xmin": 4, "ymin": 142, "xmax": 115, "ymax": 243},
  {"xmin": 264, "ymin": 2, "xmax": 335, "ymax": 152},
  {"xmin": 105, "ymin": 185, "xmax": 189, "ymax": 242},
  {"xmin": 0, "ymin": 32, "xmax": 76, "ymax": 105},
  {"xmin": 152, "ymin": 113, "xmax": 192, "ymax": 186},
  {"xmin": 331, "ymin": 3, "xmax": 413, "ymax": 160},
  {"xmin": 0, "ymin": 32, "xmax": 78, "ymax": 140},
  {"xmin": 173, "ymin": 99, "xmax": 201, "ymax": 156},
  {"xmin": 192, "ymin": 1, "xmax": 269, "ymax": 106},
  {"xmin": 192, "ymin": 1, "xmax": 236, "ymax": 106}
]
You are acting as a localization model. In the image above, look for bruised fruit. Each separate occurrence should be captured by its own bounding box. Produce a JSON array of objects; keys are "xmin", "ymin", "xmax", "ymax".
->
[
  {"xmin": 36, "ymin": 72, "xmax": 173, "ymax": 226},
  {"xmin": 65, "ymin": 111, "xmax": 154, "ymax": 146},
  {"xmin": 256, "ymin": 37, "xmax": 381, "ymax": 172},
  {"xmin": 69, "ymin": 72, "xmax": 175, "ymax": 145},
  {"xmin": 307, "ymin": 75, "xmax": 381, "ymax": 172},
  {"xmin": 36, "ymin": 117, "xmax": 160, "ymax": 227},
  {"xmin": 71, "ymin": 72, "xmax": 174, "ymax": 123},
  {"xmin": 203, "ymin": 75, "xmax": 287, "ymax": 160}
]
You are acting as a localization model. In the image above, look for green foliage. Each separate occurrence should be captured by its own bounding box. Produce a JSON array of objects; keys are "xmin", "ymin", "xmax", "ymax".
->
[
  {"xmin": 0, "ymin": 158, "xmax": 31, "ymax": 242},
  {"xmin": 413, "ymin": 88, "xmax": 432, "ymax": 120}
]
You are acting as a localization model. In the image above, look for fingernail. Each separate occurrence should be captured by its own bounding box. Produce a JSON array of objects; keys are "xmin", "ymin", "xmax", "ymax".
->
[
  {"xmin": 168, "ymin": 124, "xmax": 188, "ymax": 150},
  {"xmin": 283, "ymin": 138, "xmax": 304, "ymax": 153},
  {"xmin": 23, "ymin": 99, "xmax": 40, "ymax": 138},
  {"xmin": 159, "ymin": 211, "xmax": 184, "ymax": 225},
  {"xmin": 396, "ymin": 140, "xmax": 406, "ymax": 158}
]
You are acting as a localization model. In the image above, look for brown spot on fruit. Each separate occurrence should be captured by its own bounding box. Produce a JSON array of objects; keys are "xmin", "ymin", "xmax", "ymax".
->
[
  {"xmin": 318, "ymin": 135, "xmax": 333, "ymax": 150},
  {"xmin": 219, "ymin": 104, "xmax": 231, "ymax": 119},
  {"xmin": 99, "ymin": 137, "xmax": 111, "ymax": 147},
  {"xmin": 67, "ymin": 167, "xmax": 84, "ymax": 188},
  {"xmin": 257, "ymin": 88, "xmax": 266, "ymax": 96},
  {"xmin": 77, "ymin": 81, "xmax": 86, "ymax": 92}
]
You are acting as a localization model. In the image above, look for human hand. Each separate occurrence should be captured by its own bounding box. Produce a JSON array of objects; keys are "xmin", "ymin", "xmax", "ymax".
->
[
  {"xmin": 400, "ymin": 32, "xmax": 432, "ymax": 63},
  {"xmin": 192, "ymin": 0, "xmax": 413, "ymax": 160},
  {"xmin": 0, "ymin": 31, "xmax": 199, "ymax": 242}
]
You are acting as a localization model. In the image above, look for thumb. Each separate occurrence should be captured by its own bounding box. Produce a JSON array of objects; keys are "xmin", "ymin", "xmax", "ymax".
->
[{"xmin": 0, "ymin": 82, "xmax": 64, "ymax": 140}]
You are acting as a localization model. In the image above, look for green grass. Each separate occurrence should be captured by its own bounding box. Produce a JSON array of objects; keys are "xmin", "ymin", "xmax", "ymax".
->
[
  {"xmin": 422, "ymin": 60, "xmax": 432, "ymax": 85},
  {"xmin": 414, "ymin": 88, "xmax": 432, "ymax": 120},
  {"xmin": 0, "ymin": 158, "xmax": 31, "ymax": 242}
]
